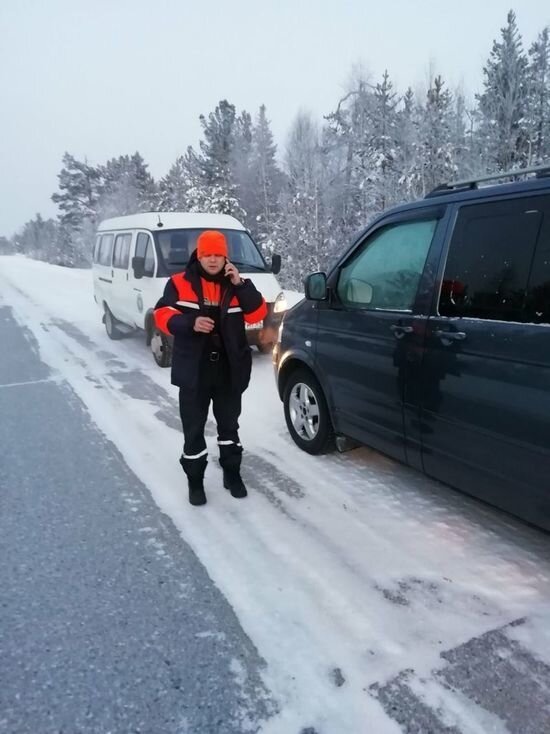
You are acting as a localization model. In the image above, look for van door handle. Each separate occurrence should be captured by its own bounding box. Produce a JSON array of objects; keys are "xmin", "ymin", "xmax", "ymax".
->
[
  {"xmin": 390, "ymin": 324, "xmax": 414, "ymax": 338},
  {"xmin": 434, "ymin": 329, "xmax": 466, "ymax": 342}
]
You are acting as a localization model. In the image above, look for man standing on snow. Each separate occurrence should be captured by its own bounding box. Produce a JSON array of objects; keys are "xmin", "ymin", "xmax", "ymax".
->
[{"xmin": 154, "ymin": 230, "xmax": 267, "ymax": 506}]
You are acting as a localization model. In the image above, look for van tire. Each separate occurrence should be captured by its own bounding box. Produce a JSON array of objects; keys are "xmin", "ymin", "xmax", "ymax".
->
[
  {"xmin": 104, "ymin": 304, "xmax": 125, "ymax": 340},
  {"xmin": 283, "ymin": 368, "xmax": 334, "ymax": 454},
  {"xmin": 151, "ymin": 326, "xmax": 172, "ymax": 368}
]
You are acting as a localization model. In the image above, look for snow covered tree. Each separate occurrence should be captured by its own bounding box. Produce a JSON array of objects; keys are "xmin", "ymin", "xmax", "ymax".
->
[
  {"xmin": 324, "ymin": 74, "xmax": 376, "ymax": 239},
  {"xmin": 366, "ymin": 70, "xmax": 401, "ymax": 211},
  {"xmin": 52, "ymin": 153, "xmax": 101, "ymax": 229},
  {"xmin": 527, "ymin": 27, "xmax": 550, "ymax": 165},
  {"xmin": 0, "ymin": 236, "xmax": 13, "ymax": 255},
  {"xmin": 416, "ymin": 75, "xmax": 457, "ymax": 194},
  {"xmin": 449, "ymin": 90, "xmax": 473, "ymax": 179},
  {"xmin": 98, "ymin": 152, "xmax": 157, "ymax": 219},
  {"xmin": 231, "ymin": 110, "xmax": 255, "ymax": 223},
  {"xmin": 156, "ymin": 156, "xmax": 190, "ymax": 211},
  {"xmin": 476, "ymin": 10, "xmax": 530, "ymax": 171},
  {"xmin": 199, "ymin": 100, "xmax": 236, "ymax": 186},
  {"xmin": 248, "ymin": 105, "xmax": 285, "ymax": 249},
  {"xmin": 274, "ymin": 112, "xmax": 331, "ymax": 288},
  {"xmin": 51, "ymin": 153, "xmax": 102, "ymax": 265},
  {"xmin": 395, "ymin": 87, "xmax": 423, "ymax": 198},
  {"xmin": 183, "ymin": 99, "xmax": 246, "ymax": 219},
  {"xmin": 183, "ymin": 148, "xmax": 246, "ymax": 219},
  {"xmin": 12, "ymin": 214, "xmax": 60, "ymax": 262},
  {"xmin": 50, "ymin": 151, "xmax": 157, "ymax": 266}
]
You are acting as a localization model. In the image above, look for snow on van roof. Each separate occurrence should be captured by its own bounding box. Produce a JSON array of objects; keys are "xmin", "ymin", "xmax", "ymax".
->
[{"xmin": 97, "ymin": 212, "xmax": 246, "ymax": 232}]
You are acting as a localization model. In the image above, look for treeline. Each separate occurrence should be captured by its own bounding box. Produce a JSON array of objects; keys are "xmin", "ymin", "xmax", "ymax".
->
[{"xmin": 6, "ymin": 11, "xmax": 550, "ymax": 289}]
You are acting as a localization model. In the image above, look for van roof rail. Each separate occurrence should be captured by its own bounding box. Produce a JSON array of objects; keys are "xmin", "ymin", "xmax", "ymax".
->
[{"xmin": 426, "ymin": 163, "xmax": 550, "ymax": 198}]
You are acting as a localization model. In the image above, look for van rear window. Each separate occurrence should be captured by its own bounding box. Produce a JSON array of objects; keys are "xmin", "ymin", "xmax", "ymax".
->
[{"xmin": 97, "ymin": 234, "xmax": 114, "ymax": 266}]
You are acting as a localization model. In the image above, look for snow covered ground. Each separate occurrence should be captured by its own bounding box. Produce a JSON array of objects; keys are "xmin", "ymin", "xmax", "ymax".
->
[{"xmin": 2, "ymin": 254, "xmax": 550, "ymax": 734}]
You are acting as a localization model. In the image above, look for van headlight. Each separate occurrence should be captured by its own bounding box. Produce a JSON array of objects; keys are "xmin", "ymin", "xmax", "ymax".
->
[{"xmin": 273, "ymin": 292, "xmax": 288, "ymax": 314}]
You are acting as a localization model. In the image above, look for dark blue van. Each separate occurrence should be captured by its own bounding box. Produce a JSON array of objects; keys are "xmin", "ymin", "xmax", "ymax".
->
[{"xmin": 274, "ymin": 166, "xmax": 550, "ymax": 531}]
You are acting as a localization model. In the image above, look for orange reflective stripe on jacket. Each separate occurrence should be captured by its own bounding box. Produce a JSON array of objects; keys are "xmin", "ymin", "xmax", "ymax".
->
[
  {"xmin": 155, "ymin": 271, "xmax": 267, "ymax": 334},
  {"xmin": 172, "ymin": 273, "xmax": 200, "ymax": 303},
  {"xmin": 155, "ymin": 306, "xmax": 181, "ymax": 334},
  {"xmin": 244, "ymin": 300, "xmax": 268, "ymax": 324}
]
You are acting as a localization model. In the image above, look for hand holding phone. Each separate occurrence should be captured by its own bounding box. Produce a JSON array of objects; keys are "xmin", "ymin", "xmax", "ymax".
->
[{"xmin": 224, "ymin": 260, "xmax": 242, "ymax": 286}]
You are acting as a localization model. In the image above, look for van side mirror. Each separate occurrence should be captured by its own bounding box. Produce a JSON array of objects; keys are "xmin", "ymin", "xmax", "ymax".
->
[
  {"xmin": 271, "ymin": 254, "xmax": 282, "ymax": 275},
  {"xmin": 304, "ymin": 272, "xmax": 328, "ymax": 301},
  {"xmin": 132, "ymin": 256, "xmax": 145, "ymax": 279}
]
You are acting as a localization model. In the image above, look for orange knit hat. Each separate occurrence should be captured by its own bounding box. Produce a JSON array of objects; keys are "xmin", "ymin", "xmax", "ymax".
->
[{"xmin": 197, "ymin": 230, "xmax": 228, "ymax": 259}]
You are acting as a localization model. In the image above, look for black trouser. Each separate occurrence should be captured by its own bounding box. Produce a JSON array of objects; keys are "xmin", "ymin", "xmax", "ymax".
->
[{"xmin": 178, "ymin": 354, "xmax": 242, "ymax": 472}]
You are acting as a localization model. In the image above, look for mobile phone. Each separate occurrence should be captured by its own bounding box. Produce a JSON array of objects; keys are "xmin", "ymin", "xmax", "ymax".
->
[{"xmin": 224, "ymin": 259, "xmax": 232, "ymax": 280}]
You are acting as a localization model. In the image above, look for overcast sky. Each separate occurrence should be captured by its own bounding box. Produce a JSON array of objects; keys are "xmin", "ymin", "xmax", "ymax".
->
[{"xmin": 0, "ymin": 0, "xmax": 548, "ymax": 236}]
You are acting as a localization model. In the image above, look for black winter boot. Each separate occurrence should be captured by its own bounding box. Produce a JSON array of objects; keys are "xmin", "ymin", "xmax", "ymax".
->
[
  {"xmin": 179, "ymin": 455, "xmax": 207, "ymax": 506},
  {"xmin": 223, "ymin": 470, "xmax": 247, "ymax": 498},
  {"xmin": 220, "ymin": 451, "xmax": 247, "ymax": 499}
]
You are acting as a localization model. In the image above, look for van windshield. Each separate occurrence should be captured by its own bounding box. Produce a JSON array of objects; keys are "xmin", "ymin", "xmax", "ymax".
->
[{"xmin": 154, "ymin": 228, "xmax": 267, "ymax": 275}]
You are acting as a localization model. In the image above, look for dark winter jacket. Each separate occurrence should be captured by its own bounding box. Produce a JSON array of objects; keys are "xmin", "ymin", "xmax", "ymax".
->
[{"xmin": 154, "ymin": 251, "xmax": 267, "ymax": 393}]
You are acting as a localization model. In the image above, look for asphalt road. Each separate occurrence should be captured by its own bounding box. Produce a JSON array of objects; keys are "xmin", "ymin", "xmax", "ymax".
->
[{"xmin": 0, "ymin": 305, "xmax": 275, "ymax": 734}]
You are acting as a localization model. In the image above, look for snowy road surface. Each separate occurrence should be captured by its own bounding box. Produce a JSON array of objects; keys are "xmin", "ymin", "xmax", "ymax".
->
[{"xmin": 1, "ymin": 255, "xmax": 550, "ymax": 734}]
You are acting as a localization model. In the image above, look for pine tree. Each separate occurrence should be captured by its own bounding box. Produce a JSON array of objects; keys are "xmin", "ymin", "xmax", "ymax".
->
[
  {"xmin": 324, "ymin": 75, "xmax": 376, "ymax": 239},
  {"xmin": 417, "ymin": 75, "xmax": 457, "ymax": 193},
  {"xmin": 187, "ymin": 100, "xmax": 246, "ymax": 219},
  {"xmin": 183, "ymin": 148, "xmax": 246, "ymax": 219},
  {"xmin": 368, "ymin": 70, "xmax": 400, "ymax": 211},
  {"xmin": 199, "ymin": 100, "xmax": 236, "ymax": 186},
  {"xmin": 476, "ymin": 10, "xmax": 530, "ymax": 171},
  {"xmin": 527, "ymin": 27, "xmax": 550, "ymax": 165},
  {"xmin": 51, "ymin": 153, "xmax": 102, "ymax": 265},
  {"xmin": 232, "ymin": 110, "xmax": 255, "ymax": 222},
  {"xmin": 249, "ymin": 105, "xmax": 285, "ymax": 248},
  {"xmin": 450, "ymin": 90, "xmax": 472, "ymax": 178},
  {"xmin": 0, "ymin": 236, "xmax": 13, "ymax": 255},
  {"xmin": 156, "ymin": 156, "xmax": 189, "ymax": 211},
  {"xmin": 12, "ymin": 214, "xmax": 60, "ymax": 262},
  {"xmin": 275, "ymin": 112, "xmax": 331, "ymax": 288},
  {"xmin": 395, "ymin": 87, "xmax": 423, "ymax": 198},
  {"xmin": 98, "ymin": 152, "xmax": 156, "ymax": 218},
  {"xmin": 52, "ymin": 153, "xmax": 101, "ymax": 229}
]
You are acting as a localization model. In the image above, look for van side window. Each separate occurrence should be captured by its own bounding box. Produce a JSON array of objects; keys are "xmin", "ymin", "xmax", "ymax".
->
[
  {"xmin": 113, "ymin": 233, "xmax": 132, "ymax": 269},
  {"xmin": 143, "ymin": 240, "xmax": 155, "ymax": 277},
  {"xmin": 135, "ymin": 232, "xmax": 149, "ymax": 259},
  {"xmin": 525, "ymin": 196, "xmax": 550, "ymax": 324},
  {"xmin": 98, "ymin": 234, "xmax": 114, "ymax": 266},
  {"xmin": 439, "ymin": 198, "xmax": 543, "ymax": 322},
  {"xmin": 337, "ymin": 219, "xmax": 437, "ymax": 311},
  {"xmin": 93, "ymin": 236, "xmax": 101, "ymax": 264}
]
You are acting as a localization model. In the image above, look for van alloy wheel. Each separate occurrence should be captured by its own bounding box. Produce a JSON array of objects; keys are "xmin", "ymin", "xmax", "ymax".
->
[
  {"xmin": 283, "ymin": 369, "xmax": 334, "ymax": 454},
  {"xmin": 289, "ymin": 383, "xmax": 320, "ymax": 440}
]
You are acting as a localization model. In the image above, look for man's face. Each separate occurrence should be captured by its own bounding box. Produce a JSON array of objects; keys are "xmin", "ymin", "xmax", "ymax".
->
[{"xmin": 199, "ymin": 254, "xmax": 225, "ymax": 275}]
